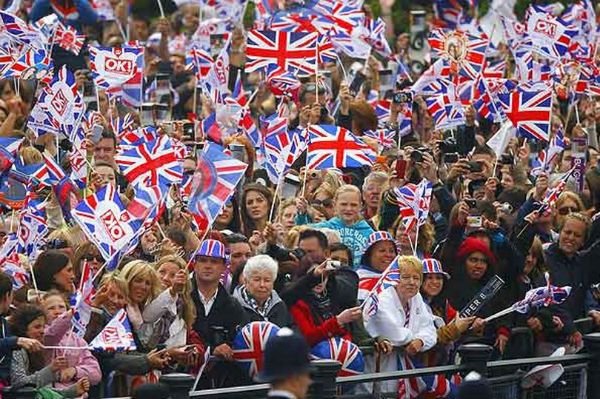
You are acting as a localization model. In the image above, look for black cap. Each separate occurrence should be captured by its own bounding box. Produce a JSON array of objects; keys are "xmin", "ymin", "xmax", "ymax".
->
[
  {"xmin": 255, "ymin": 328, "xmax": 312, "ymax": 383},
  {"xmin": 457, "ymin": 372, "xmax": 493, "ymax": 399}
]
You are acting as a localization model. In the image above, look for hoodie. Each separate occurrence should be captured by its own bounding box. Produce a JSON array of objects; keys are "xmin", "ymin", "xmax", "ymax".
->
[
  {"xmin": 311, "ymin": 217, "xmax": 374, "ymax": 268},
  {"xmin": 232, "ymin": 286, "xmax": 292, "ymax": 328}
]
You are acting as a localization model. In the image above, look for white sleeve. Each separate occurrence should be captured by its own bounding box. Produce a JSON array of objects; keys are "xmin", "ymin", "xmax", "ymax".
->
[
  {"xmin": 142, "ymin": 289, "xmax": 177, "ymax": 323},
  {"xmin": 415, "ymin": 300, "xmax": 438, "ymax": 351}
]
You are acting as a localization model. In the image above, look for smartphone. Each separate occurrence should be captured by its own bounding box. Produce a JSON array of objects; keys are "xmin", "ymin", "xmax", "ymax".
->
[
  {"xmin": 182, "ymin": 122, "xmax": 195, "ymax": 142},
  {"xmin": 91, "ymin": 124, "xmax": 103, "ymax": 144},
  {"xmin": 465, "ymin": 199, "xmax": 477, "ymax": 209},
  {"xmin": 141, "ymin": 103, "xmax": 155, "ymax": 126},
  {"xmin": 443, "ymin": 153, "xmax": 459, "ymax": 163},
  {"xmin": 468, "ymin": 161, "xmax": 483, "ymax": 172},
  {"xmin": 349, "ymin": 71, "xmax": 366, "ymax": 96},
  {"xmin": 393, "ymin": 91, "xmax": 413, "ymax": 104},
  {"xmin": 395, "ymin": 158, "xmax": 407, "ymax": 179},
  {"xmin": 281, "ymin": 174, "xmax": 300, "ymax": 198}
]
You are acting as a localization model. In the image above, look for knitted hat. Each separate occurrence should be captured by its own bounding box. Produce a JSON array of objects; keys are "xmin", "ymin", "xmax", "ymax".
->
[
  {"xmin": 422, "ymin": 258, "xmax": 450, "ymax": 279},
  {"xmin": 455, "ymin": 237, "xmax": 496, "ymax": 266}
]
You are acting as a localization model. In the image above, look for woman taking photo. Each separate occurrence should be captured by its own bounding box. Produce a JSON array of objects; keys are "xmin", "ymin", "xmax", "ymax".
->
[
  {"xmin": 232, "ymin": 255, "xmax": 291, "ymax": 327},
  {"xmin": 281, "ymin": 254, "xmax": 362, "ymax": 346}
]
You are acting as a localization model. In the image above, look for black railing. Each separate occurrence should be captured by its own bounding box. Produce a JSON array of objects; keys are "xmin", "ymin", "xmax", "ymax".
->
[{"xmin": 3, "ymin": 330, "xmax": 600, "ymax": 399}]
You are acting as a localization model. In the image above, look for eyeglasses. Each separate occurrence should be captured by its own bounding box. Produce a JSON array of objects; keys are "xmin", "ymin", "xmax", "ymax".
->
[
  {"xmin": 83, "ymin": 254, "xmax": 103, "ymax": 263},
  {"xmin": 467, "ymin": 256, "xmax": 488, "ymax": 265},
  {"xmin": 558, "ymin": 206, "xmax": 579, "ymax": 216},
  {"xmin": 311, "ymin": 199, "xmax": 333, "ymax": 208}
]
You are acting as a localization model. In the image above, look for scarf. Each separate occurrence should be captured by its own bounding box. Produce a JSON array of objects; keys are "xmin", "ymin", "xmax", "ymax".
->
[{"xmin": 240, "ymin": 286, "xmax": 273, "ymax": 318}]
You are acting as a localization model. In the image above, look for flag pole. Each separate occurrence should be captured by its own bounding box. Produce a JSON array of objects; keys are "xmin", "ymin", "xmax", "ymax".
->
[
  {"xmin": 314, "ymin": 44, "xmax": 319, "ymax": 104},
  {"xmin": 269, "ymin": 176, "xmax": 282, "ymax": 223},
  {"xmin": 157, "ymin": 0, "xmax": 166, "ymax": 18}
]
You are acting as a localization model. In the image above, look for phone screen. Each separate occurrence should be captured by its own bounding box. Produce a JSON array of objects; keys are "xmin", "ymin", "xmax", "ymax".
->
[
  {"xmin": 349, "ymin": 71, "xmax": 366, "ymax": 96},
  {"xmin": 395, "ymin": 159, "xmax": 407, "ymax": 179}
]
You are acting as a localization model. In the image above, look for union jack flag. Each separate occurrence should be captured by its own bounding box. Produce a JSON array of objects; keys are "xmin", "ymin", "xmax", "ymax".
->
[
  {"xmin": 416, "ymin": 179, "xmax": 433, "ymax": 226},
  {"xmin": 531, "ymin": 128, "xmax": 565, "ymax": 176},
  {"xmin": 41, "ymin": 152, "xmax": 66, "ymax": 185},
  {"xmin": 398, "ymin": 354, "xmax": 458, "ymax": 398},
  {"xmin": 264, "ymin": 127, "xmax": 305, "ymax": 183},
  {"xmin": 328, "ymin": 31, "xmax": 371, "ymax": 59},
  {"xmin": 0, "ymin": 11, "xmax": 44, "ymax": 47},
  {"xmin": 232, "ymin": 321, "xmax": 280, "ymax": 379},
  {"xmin": 269, "ymin": 13, "xmax": 319, "ymax": 33},
  {"xmin": 425, "ymin": 93, "xmax": 465, "ymax": 131},
  {"xmin": 313, "ymin": 0, "xmax": 364, "ymax": 34},
  {"xmin": 512, "ymin": 273, "xmax": 571, "ymax": 313},
  {"xmin": 89, "ymin": 309, "xmax": 137, "ymax": 352},
  {"xmin": 17, "ymin": 195, "xmax": 48, "ymax": 258},
  {"xmin": 115, "ymin": 135, "xmax": 183, "ymax": 187},
  {"xmin": 128, "ymin": 182, "xmax": 165, "ymax": 230},
  {"xmin": 360, "ymin": 17, "xmax": 391, "ymax": 57},
  {"xmin": 0, "ymin": 137, "xmax": 23, "ymax": 173},
  {"xmin": 71, "ymin": 260, "xmax": 96, "ymax": 338},
  {"xmin": 375, "ymin": 100, "xmax": 391, "ymax": 125},
  {"xmin": 393, "ymin": 183, "xmax": 420, "ymax": 234},
  {"xmin": 120, "ymin": 126, "xmax": 157, "ymax": 148},
  {"xmin": 188, "ymin": 143, "xmax": 248, "ymax": 231},
  {"xmin": 498, "ymin": 89, "xmax": 552, "ymax": 141},
  {"xmin": 362, "ymin": 256, "xmax": 400, "ymax": 318},
  {"xmin": 1, "ymin": 47, "xmax": 53, "ymax": 83},
  {"xmin": 317, "ymin": 34, "xmax": 337, "ymax": 64},
  {"xmin": 310, "ymin": 337, "xmax": 364, "ymax": 376},
  {"xmin": 543, "ymin": 167, "xmax": 575, "ymax": 208},
  {"xmin": 0, "ymin": 253, "xmax": 29, "ymax": 290},
  {"xmin": 246, "ymin": 30, "xmax": 317, "ymax": 75},
  {"xmin": 433, "ymin": 0, "xmax": 464, "ymax": 29},
  {"xmin": 55, "ymin": 24, "xmax": 85, "ymax": 55},
  {"xmin": 473, "ymin": 78, "xmax": 505, "ymax": 123},
  {"xmin": 186, "ymin": 46, "xmax": 213, "ymax": 79},
  {"xmin": 482, "ymin": 59, "xmax": 506, "ymax": 79},
  {"xmin": 526, "ymin": 6, "xmax": 577, "ymax": 60},
  {"xmin": 363, "ymin": 128, "xmax": 395, "ymax": 151},
  {"xmin": 39, "ymin": 66, "xmax": 84, "ymax": 133},
  {"xmin": 71, "ymin": 184, "xmax": 140, "ymax": 261},
  {"xmin": 266, "ymin": 65, "xmax": 301, "ymax": 99},
  {"xmin": 428, "ymin": 28, "xmax": 488, "ymax": 80},
  {"xmin": 307, "ymin": 125, "xmax": 376, "ymax": 169},
  {"xmin": 199, "ymin": 112, "xmax": 223, "ymax": 144}
]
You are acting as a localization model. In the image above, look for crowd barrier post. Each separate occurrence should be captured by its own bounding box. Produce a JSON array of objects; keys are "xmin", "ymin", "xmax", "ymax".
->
[
  {"xmin": 457, "ymin": 343, "xmax": 493, "ymax": 377},
  {"xmin": 584, "ymin": 332, "xmax": 600, "ymax": 398},
  {"xmin": 307, "ymin": 359, "xmax": 341, "ymax": 399},
  {"xmin": 160, "ymin": 372, "xmax": 195, "ymax": 399}
]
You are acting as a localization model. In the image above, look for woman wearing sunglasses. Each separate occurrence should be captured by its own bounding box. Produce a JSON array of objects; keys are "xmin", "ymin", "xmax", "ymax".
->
[{"xmin": 73, "ymin": 242, "xmax": 105, "ymax": 287}]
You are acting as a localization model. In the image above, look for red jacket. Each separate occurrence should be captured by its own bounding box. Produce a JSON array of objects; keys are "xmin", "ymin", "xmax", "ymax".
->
[{"xmin": 289, "ymin": 299, "xmax": 352, "ymax": 346}]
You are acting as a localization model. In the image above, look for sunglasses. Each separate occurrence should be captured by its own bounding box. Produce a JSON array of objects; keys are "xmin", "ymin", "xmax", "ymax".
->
[
  {"xmin": 311, "ymin": 199, "xmax": 333, "ymax": 208},
  {"xmin": 44, "ymin": 239, "xmax": 69, "ymax": 250},
  {"xmin": 558, "ymin": 206, "xmax": 579, "ymax": 216},
  {"xmin": 83, "ymin": 254, "xmax": 103, "ymax": 262}
]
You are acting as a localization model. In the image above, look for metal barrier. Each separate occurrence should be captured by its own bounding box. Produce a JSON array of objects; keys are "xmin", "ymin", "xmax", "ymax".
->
[{"xmin": 3, "ymin": 332, "xmax": 600, "ymax": 399}]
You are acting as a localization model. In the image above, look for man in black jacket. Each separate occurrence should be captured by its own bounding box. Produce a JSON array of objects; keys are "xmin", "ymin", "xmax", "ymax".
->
[{"xmin": 191, "ymin": 239, "xmax": 250, "ymax": 388}]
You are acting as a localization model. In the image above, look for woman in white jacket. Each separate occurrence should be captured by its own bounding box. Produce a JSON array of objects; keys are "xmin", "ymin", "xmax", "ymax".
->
[{"xmin": 364, "ymin": 256, "xmax": 437, "ymax": 394}]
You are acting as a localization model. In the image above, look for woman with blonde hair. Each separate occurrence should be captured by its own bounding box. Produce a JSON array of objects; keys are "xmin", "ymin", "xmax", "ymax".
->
[
  {"xmin": 139, "ymin": 255, "xmax": 195, "ymax": 349},
  {"xmin": 120, "ymin": 261, "xmax": 162, "ymax": 334},
  {"xmin": 364, "ymin": 256, "xmax": 437, "ymax": 392},
  {"xmin": 553, "ymin": 191, "xmax": 585, "ymax": 231}
]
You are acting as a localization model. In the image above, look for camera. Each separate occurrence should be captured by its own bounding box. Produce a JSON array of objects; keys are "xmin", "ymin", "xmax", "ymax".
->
[
  {"xmin": 443, "ymin": 152, "xmax": 459, "ymax": 163},
  {"xmin": 393, "ymin": 91, "xmax": 413, "ymax": 104},
  {"xmin": 410, "ymin": 150, "xmax": 423, "ymax": 162},
  {"xmin": 438, "ymin": 138, "xmax": 459, "ymax": 154},
  {"xmin": 465, "ymin": 199, "xmax": 477, "ymax": 209},
  {"xmin": 468, "ymin": 161, "xmax": 483, "ymax": 173}
]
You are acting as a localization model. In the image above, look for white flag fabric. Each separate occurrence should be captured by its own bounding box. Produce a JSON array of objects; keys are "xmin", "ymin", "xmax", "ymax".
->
[{"xmin": 486, "ymin": 121, "xmax": 516, "ymax": 158}]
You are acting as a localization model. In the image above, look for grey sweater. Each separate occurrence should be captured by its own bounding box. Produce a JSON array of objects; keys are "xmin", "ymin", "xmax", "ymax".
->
[{"xmin": 10, "ymin": 349, "xmax": 79, "ymax": 397}]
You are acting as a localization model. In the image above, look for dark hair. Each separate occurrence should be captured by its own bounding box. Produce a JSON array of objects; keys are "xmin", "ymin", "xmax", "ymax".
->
[
  {"xmin": 299, "ymin": 229, "xmax": 328, "ymax": 251},
  {"xmin": 100, "ymin": 130, "xmax": 117, "ymax": 148},
  {"xmin": 241, "ymin": 184, "xmax": 274, "ymax": 238},
  {"xmin": 167, "ymin": 227, "xmax": 187, "ymax": 247},
  {"xmin": 9, "ymin": 305, "xmax": 46, "ymax": 372},
  {"xmin": 329, "ymin": 243, "xmax": 353, "ymax": 266},
  {"xmin": 214, "ymin": 196, "xmax": 242, "ymax": 233},
  {"xmin": 472, "ymin": 144, "xmax": 495, "ymax": 158},
  {"xmin": 0, "ymin": 271, "xmax": 13, "ymax": 300},
  {"xmin": 225, "ymin": 233, "xmax": 249, "ymax": 245},
  {"xmin": 32, "ymin": 250, "xmax": 71, "ymax": 292}
]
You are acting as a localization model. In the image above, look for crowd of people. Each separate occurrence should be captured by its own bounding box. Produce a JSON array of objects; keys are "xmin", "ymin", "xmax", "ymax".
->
[{"xmin": 1, "ymin": 0, "xmax": 600, "ymax": 397}]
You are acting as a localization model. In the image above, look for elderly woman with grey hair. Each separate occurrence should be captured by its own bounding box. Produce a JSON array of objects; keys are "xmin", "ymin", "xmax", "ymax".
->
[{"xmin": 232, "ymin": 255, "xmax": 292, "ymax": 327}]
